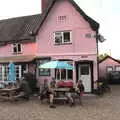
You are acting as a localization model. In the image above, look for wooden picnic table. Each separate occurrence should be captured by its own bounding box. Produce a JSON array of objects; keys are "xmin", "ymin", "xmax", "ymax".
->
[
  {"xmin": 52, "ymin": 88, "xmax": 70, "ymax": 102},
  {"xmin": 0, "ymin": 87, "xmax": 24, "ymax": 101},
  {"xmin": 52, "ymin": 88, "xmax": 70, "ymax": 92}
]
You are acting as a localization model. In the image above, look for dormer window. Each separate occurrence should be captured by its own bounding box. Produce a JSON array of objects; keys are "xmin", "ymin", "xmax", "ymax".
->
[
  {"xmin": 12, "ymin": 43, "xmax": 22, "ymax": 54},
  {"xmin": 54, "ymin": 31, "xmax": 72, "ymax": 45}
]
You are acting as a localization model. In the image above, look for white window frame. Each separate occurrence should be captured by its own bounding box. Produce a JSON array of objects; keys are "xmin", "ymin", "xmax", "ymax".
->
[
  {"xmin": 39, "ymin": 58, "xmax": 51, "ymax": 76},
  {"xmin": 107, "ymin": 66, "xmax": 113, "ymax": 72},
  {"xmin": 0, "ymin": 65, "xmax": 9, "ymax": 82},
  {"xmin": 15, "ymin": 65, "xmax": 22, "ymax": 80},
  {"xmin": 54, "ymin": 31, "xmax": 72, "ymax": 45},
  {"xmin": 55, "ymin": 61, "xmax": 73, "ymax": 80},
  {"xmin": 0, "ymin": 65, "xmax": 22, "ymax": 82},
  {"xmin": 12, "ymin": 43, "xmax": 22, "ymax": 54},
  {"xmin": 115, "ymin": 66, "xmax": 120, "ymax": 71}
]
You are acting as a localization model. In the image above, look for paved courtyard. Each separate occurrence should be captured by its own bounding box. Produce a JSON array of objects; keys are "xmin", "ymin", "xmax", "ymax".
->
[{"xmin": 0, "ymin": 85, "xmax": 120, "ymax": 120}]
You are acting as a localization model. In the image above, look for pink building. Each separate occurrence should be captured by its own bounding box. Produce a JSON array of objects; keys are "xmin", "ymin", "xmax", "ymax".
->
[
  {"xmin": 99, "ymin": 55, "xmax": 120, "ymax": 79},
  {"xmin": 0, "ymin": 0, "xmax": 99, "ymax": 92}
]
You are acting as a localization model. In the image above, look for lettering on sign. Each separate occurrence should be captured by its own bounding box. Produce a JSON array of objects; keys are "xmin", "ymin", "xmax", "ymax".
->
[{"xmin": 81, "ymin": 55, "xmax": 88, "ymax": 58}]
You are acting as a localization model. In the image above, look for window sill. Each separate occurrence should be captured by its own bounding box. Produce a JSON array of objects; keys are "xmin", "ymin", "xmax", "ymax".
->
[
  {"xmin": 12, "ymin": 52, "xmax": 23, "ymax": 55},
  {"xmin": 39, "ymin": 75, "xmax": 51, "ymax": 76},
  {"xmin": 54, "ymin": 43, "xmax": 72, "ymax": 46}
]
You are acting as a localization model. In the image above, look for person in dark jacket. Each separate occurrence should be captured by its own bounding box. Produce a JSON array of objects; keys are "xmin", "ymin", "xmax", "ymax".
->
[
  {"xmin": 76, "ymin": 80, "xmax": 85, "ymax": 105},
  {"xmin": 20, "ymin": 78, "xmax": 31, "ymax": 100}
]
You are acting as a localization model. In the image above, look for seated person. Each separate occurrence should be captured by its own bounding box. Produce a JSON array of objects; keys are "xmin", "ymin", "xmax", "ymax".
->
[
  {"xmin": 50, "ymin": 78, "xmax": 56, "ymax": 88},
  {"xmin": 39, "ymin": 78, "xmax": 56, "ymax": 108},
  {"xmin": 48, "ymin": 78, "xmax": 56, "ymax": 108},
  {"xmin": 39, "ymin": 79, "xmax": 50, "ymax": 101},
  {"xmin": 67, "ymin": 86, "xmax": 76, "ymax": 106}
]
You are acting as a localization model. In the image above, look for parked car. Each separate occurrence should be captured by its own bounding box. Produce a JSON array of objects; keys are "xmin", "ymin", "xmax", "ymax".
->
[{"xmin": 107, "ymin": 71, "xmax": 120, "ymax": 84}]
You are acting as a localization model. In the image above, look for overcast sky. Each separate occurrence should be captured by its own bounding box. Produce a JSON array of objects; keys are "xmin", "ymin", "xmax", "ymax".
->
[{"xmin": 0, "ymin": 0, "xmax": 120, "ymax": 58}]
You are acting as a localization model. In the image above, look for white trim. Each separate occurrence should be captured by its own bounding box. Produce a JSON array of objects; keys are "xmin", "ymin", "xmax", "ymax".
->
[
  {"xmin": 2, "ymin": 66, "xmax": 4, "ymax": 81},
  {"xmin": 78, "ymin": 64, "xmax": 91, "ymax": 92},
  {"xmin": 38, "ymin": 52, "xmax": 97, "ymax": 56},
  {"xmin": 12, "ymin": 43, "xmax": 23, "ymax": 54},
  {"xmin": 19, "ymin": 65, "xmax": 22, "ymax": 79},
  {"xmin": 54, "ymin": 31, "xmax": 72, "ymax": 45}
]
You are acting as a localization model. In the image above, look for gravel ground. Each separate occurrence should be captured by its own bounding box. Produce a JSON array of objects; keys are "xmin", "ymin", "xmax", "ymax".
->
[{"xmin": 0, "ymin": 85, "xmax": 120, "ymax": 120}]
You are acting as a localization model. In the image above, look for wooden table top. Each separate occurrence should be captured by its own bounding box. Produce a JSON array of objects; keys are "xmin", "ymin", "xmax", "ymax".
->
[
  {"xmin": 0, "ymin": 87, "xmax": 20, "ymax": 92},
  {"xmin": 53, "ymin": 88, "xmax": 70, "ymax": 92}
]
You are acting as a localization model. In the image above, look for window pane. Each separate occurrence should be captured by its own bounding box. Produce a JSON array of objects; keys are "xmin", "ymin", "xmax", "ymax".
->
[
  {"xmin": 55, "ymin": 32, "xmax": 62, "ymax": 44},
  {"xmin": 55, "ymin": 69, "xmax": 60, "ymax": 80},
  {"xmin": 81, "ymin": 66, "xmax": 89, "ymax": 75},
  {"xmin": 13, "ymin": 46, "xmax": 17, "ymax": 53},
  {"xmin": 115, "ymin": 66, "xmax": 120, "ymax": 71},
  {"xmin": 0, "ymin": 66, "xmax": 2, "ymax": 80},
  {"xmin": 18, "ymin": 44, "xmax": 21, "ymax": 52},
  {"xmin": 61, "ymin": 69, "xmax": 66, "ymax": 79},
  {"xmin": 68, "ymin": 70, "xmax": 73, "ymax": 79},
  {"xmin": 107, "ymin": 66, "xmax": 113, "ymax": 72},
  {"xmin": 63, "ymin": 32, "xmax": 70, "ymax": 43},
  {"xmin": 4, "ymin": 66, "xmax": 9, "ymax": 81},
  {"xmin": 39, "ymin": 59, "xmax": 50, "ymax": 76}
]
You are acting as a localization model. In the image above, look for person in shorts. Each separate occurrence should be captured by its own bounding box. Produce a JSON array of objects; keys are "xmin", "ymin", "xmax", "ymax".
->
[
  {"xmin": 48, "ymin": 78, "xmax": 56, "ymax": 108},
  {"xmin": 39, "ymin": 78, "xmax": 56, "ymax": 108}
]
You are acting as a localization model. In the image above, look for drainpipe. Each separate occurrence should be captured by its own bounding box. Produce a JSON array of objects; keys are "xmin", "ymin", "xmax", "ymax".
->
[
  {"xmin": 73, "ymin": 61, "xmax": 76, "ymax": 84},
  {"xmin": 96, "ymin": 31, "xmax": 99, "ymax": 89}
]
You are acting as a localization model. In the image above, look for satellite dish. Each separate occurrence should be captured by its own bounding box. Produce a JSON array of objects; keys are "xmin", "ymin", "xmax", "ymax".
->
[{"xmin": 98, "ymin": 34, "xmax": 106, "ymax": 42}]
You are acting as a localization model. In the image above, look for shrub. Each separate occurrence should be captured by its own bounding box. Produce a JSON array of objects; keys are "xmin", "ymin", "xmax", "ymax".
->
[{"xmin": 23, "ymin": 73, "xmax": 38, "ymax": 92}]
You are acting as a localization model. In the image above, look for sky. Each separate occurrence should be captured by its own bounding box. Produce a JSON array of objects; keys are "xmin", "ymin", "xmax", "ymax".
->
[{"xmin": 0, "ymin": 0, "xmax": 120, "ymax": 59}]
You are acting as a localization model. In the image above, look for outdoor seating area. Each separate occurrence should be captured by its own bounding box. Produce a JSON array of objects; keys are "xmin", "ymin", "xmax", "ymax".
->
[
  {"xmin": 0, "ymin": 85, "xmax": 118, "ymax": 120},
  {"xmin": 0, "ymin": 60, "xmax": 86, "ymax": 108},
  {"xmin": 0, "ymin": 82, "xmax": 26, "ymax": 101}
]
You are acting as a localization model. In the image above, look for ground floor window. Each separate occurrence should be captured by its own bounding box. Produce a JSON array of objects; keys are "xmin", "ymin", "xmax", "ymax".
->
[
  {"xmin": 0, "ymin": 65, "xmax": 22, "ymax": 81},
  {"xmin": 15, "ymin": 65, "xmax": 22, "ymax": 81},
  {"xmin": 39, "ymin": 58, "xmax": 51, "ymax": 76},
  {"xmin": 55, "ymin": 61, "xmax": 73, "ymax": 80},
  {"xmin": 115, "ymin": 66, "xmax": 120, "ymax": 71},
  {"xmin": 107, "ymin": 66, "xmax": 113, "ymax": 72},
  {"xmin": 0, "ymin": 65, "xmax": 9, "ymax": 81}
]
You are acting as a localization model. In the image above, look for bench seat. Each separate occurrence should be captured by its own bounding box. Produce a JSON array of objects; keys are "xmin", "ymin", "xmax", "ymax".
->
[
  {"xmin": 54, "ymin": 97, "xmax": 68, "ymax": 101},
  {"xmin": 13, "ymin": 93, "xmax": 25, "ymax": 99}
]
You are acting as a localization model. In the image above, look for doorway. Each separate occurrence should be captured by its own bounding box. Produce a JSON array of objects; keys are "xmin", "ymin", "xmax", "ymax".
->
[{"xmin": 78, "ymin": 64, "xmax": 91, "ymax": 92}]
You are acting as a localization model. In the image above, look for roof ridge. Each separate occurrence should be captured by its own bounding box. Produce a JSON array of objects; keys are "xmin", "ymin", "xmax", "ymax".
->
[{"xmin": 0, "ymin": 13, "xmax": 41, "ymax": 23}]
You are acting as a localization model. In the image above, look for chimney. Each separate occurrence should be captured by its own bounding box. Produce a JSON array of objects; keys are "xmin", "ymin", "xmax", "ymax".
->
[{"xmin": 41, "ymin": 0, "xmax": 50, "ymax": 12}]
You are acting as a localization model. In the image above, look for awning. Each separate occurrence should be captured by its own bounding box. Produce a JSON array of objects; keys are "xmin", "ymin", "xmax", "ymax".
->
[{"xmin": 0, "ymin": 55, "xmax": 36, "ymax": 63}]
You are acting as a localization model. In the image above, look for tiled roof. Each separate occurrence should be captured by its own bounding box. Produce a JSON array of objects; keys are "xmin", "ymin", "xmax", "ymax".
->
[
  {"xmin": 0, "ymin": 0, "xmax": 99, "ymax": 43},
  {"xmin": 99, "ymin": 55, "xmax": 120, "ymax": 64},
  {"xmin": 0, "ymin": 14, "xmax": 42, "ymax": 43}
]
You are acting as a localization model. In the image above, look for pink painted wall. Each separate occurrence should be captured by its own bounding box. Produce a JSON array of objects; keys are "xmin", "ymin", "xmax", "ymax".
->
[
  {"xmin": 99, "ymin": 58, "xmax": 120, "ymax": 78},
  {"xmin": 36, "ymin": 0, "xmax": 97, "ymax": 56},
  {"xmin": 28, "ymin": 63, "xmax": 36, "ymax": 74},
  {"xmin": 0, "ymin": 42, "xmax": 36, "ymax": 57},
  {"xmin": 36, "ymin": 0, "xmax": 98, "ymax": 88}
]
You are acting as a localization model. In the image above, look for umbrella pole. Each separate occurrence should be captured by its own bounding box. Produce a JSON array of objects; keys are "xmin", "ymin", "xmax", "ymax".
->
[{"xmin": 60, "ymin": 69, "xmax": 61, "ymax": 80}]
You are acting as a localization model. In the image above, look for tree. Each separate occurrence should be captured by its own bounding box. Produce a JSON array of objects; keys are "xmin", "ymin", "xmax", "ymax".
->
[{"xmin": 98, "ymin": 53, "xmax": 108, "ymax": 61}]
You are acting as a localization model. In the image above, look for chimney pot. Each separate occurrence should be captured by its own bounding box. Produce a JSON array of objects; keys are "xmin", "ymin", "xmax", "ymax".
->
[{"xmin": 41, "ymin": 0, "xmax": 50, "ymax": 12}]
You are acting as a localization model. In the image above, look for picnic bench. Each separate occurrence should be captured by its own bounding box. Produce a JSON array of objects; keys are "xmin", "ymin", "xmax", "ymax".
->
[
  {"xmin": 52, "ymin": 88, "xmax": 70, "ymax": 103},
  {"xmin": 0, "ymin": 87, "xmax": 26, "ymax": 101}
]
